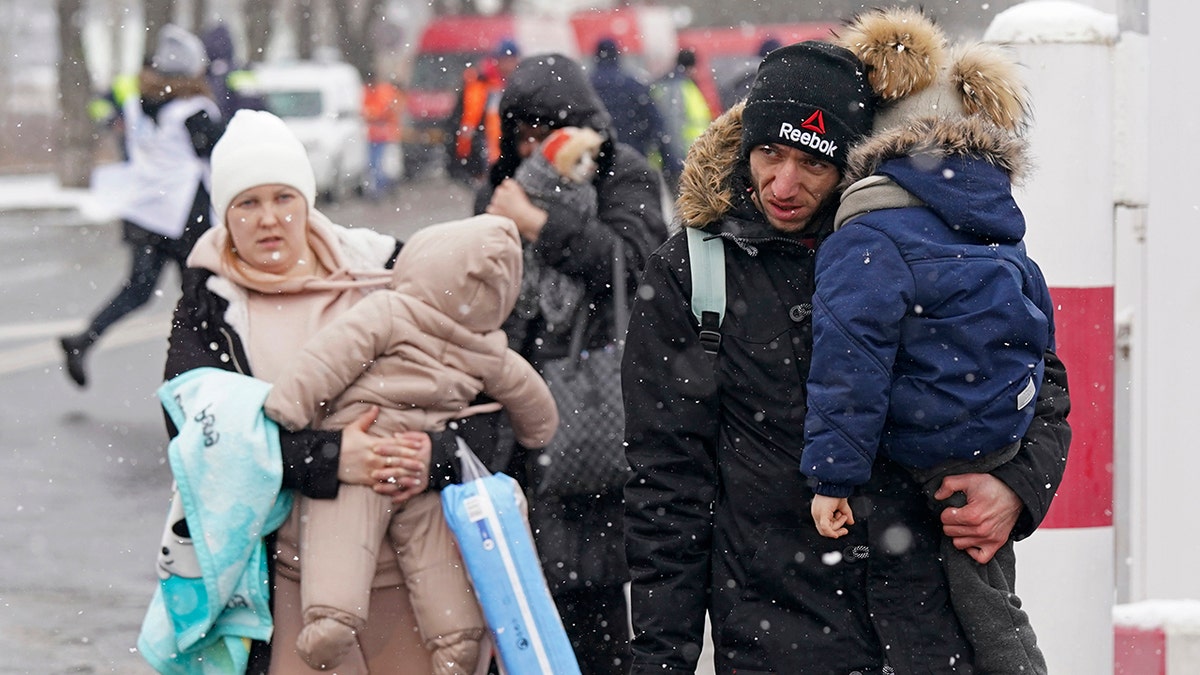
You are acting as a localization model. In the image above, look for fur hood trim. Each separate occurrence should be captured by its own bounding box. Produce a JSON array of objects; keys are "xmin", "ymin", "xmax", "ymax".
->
[
  {"xmin": 837, "ymin": 6, "xmax": 946, "ymax": 103},
  {"xmin": 837, "ymin": 6, "xmax": 1030, "ymax": 135},
  {"xmin": 139, "ymin": 67, "xmax": 212, "ymax": 103},
  {"xmin": 675, "ymin": 102, "xmax": 747, "ymax": 228},
  {"xmin": 841, "ymin": 114, "xmax": 1031, "ymax": 187}
]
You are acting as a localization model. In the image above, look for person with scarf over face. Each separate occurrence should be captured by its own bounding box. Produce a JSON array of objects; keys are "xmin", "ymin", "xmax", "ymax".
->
[
  {"xmin": 621, "ymin": 37, "xmax": 1072, "ymax": 674},
  {"xmin": 471, "ymin": 52, "xmax": 669, "ymax": 675}
]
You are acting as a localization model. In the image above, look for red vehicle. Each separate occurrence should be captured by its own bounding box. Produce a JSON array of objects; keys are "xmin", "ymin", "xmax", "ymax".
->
[
  {"xmin": 678, "ymin": 22, "xmax": 838, "ymax": 113},
  {"xmin": 403, "ymin": 9, "xmax": 680, "ymax": 178},
  {"xmin": 402, "ymin": 14, "xmax": 576, "ymax": 177},
  {"xmin": 569, "ymin": 6, "xmax": 679, "ymax": 81}
]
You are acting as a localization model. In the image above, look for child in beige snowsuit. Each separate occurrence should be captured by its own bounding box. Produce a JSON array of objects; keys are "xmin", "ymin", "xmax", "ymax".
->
[{"xmin": 264, "ymin": 214, "xmax": 559, "ymax": 673}]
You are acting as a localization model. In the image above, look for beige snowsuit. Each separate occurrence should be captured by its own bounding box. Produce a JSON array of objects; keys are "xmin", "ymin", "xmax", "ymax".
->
[{"xmin": 265, "ymin": 214, "xmax": 558, "ymax": 673}]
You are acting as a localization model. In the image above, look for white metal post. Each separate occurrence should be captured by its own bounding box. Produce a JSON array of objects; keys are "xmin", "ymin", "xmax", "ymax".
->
[{"xmin": 1141, "ymin": 0, "xmax": 1200, "ymax": 600}]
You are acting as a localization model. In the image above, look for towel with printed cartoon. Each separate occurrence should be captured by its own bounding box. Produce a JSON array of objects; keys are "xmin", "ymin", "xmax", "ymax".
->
[{"xmin": 138, "ymin": 367, "xmax": 293, "ymax": 675}]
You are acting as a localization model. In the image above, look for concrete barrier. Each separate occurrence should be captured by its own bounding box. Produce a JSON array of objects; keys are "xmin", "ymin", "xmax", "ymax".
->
[{"xmin": 1115, "ymin": 601, "xmax": 1200, "ymax": 674}]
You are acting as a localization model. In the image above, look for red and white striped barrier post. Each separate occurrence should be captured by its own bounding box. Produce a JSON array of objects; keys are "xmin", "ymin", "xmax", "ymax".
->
[{"xmin": 985, "ymin": 4, "xmax": 1119, "ymax": 673}]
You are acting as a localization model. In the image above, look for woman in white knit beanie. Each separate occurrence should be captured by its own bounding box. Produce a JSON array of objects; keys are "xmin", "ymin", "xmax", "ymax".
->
[{"xmin": 156, "ymin": 108, "xmax": 446, "ymax": 674}]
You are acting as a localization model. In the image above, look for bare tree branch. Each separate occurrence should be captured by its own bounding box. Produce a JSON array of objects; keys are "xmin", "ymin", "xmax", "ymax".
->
[
  {"xmin": 296, "ymin": 0, "xmax": 314, "ymax": 61},
  {"xmin": 244, "ymin": 0, "xmax": 276, "ymax": 64},
  {"xmin": 144, "ymin": 0, "xmax": 175, "ymax": 57},
  {"xmin": 192, "ymin": 0, "xmax": 209, "ymax": 33},
  {"xmin": 330, "ymin": 0, "xmax": 385, "ymax": 78}
]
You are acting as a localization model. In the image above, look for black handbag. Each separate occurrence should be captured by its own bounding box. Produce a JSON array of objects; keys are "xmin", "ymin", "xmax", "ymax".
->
[{"xmin": 532, "ymin": 243, "xmax": 631, "ymax": 497}]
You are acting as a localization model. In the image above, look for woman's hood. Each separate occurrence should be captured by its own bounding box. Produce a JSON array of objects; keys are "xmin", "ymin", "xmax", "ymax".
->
[
  {"xmin": 675, "ymin": 101, "xmax": 749, "ymax": 228},
  {"xmin": 489, "ymin": 53, "xmax": 614, "ymax": 186},
  {"xmin": 392, "ymin": 215, "xmax": 522, "ymax": 334}
]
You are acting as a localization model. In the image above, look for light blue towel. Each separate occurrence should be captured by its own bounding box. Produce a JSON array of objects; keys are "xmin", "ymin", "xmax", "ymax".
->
[{"xmin": 138, "ymin": 367, "xmax": 294, "ymax": 674}]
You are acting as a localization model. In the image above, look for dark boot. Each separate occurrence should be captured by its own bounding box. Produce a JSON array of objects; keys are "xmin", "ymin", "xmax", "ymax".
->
[{"xmin": 59, "ymin": 332, "xmax": 95, "ymax": 388}]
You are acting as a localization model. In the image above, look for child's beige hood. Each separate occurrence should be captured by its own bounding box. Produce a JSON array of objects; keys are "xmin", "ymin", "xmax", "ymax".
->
[{"xmin": 392, "ymin": 215, "xmax": 523, "ymax": 335}]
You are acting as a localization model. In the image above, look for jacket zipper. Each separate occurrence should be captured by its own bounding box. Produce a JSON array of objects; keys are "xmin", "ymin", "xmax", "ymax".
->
[{"xmin": 218, "ymin": 326, "xmax": 248, "ymax": 375}]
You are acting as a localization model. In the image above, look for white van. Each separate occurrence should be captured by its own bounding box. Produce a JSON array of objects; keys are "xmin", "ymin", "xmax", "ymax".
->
[{"xmin": 248, "ymin": 60, "xmax": 368, "ymax": 202}]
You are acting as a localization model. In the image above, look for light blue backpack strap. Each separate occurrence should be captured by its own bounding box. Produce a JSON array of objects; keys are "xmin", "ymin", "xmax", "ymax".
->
[{"xmin": 685, "ymin": 227, "xmax": 726, "ymax": 355}]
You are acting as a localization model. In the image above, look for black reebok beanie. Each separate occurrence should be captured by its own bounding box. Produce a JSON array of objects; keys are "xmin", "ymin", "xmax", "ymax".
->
[{"xmin": 741, "ymin": 41, "xmax": 876, "ymax": 169}]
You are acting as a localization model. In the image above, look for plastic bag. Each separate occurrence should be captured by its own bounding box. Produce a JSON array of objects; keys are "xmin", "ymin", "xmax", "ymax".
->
[{"xmin": 442, "ymin": 438, "xmax": 581, "ymax": 675}]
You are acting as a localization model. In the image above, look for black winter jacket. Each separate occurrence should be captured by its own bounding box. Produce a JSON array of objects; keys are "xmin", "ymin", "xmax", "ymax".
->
[
  {"xmin": 621, "ymin": 104, "xmax": 1071, "ymax": 674},
  {"xmin": 166, "ymin": 268, "xmax": 345, "ymax": 497}
]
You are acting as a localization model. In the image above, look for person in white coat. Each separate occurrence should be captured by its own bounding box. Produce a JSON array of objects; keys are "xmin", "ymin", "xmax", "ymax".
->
[{"xmin": 60, "ymin": 24, "xmax": 224, "ymax": 388}]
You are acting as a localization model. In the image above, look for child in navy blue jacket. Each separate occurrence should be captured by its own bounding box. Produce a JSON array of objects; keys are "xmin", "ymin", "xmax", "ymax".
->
[{"xmin": 801, "ymin": 8, "xmax": 1055, "ymax": 674}]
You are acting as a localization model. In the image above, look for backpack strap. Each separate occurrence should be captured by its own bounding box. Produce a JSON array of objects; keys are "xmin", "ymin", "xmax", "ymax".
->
[{"xmin": 685, "ymin": 227, "xmax": 726, "ymax": 356}]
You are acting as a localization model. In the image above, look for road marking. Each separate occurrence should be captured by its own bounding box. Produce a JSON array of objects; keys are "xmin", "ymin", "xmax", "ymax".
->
[{"xmin": 0, "ymin": 313, "xmax": 171, "ymax": 377}]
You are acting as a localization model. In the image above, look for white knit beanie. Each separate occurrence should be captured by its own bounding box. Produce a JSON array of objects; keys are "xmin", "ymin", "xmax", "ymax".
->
[{"xmin": 210, "ymin": 109, "xmax": 317, "ymax": 224}]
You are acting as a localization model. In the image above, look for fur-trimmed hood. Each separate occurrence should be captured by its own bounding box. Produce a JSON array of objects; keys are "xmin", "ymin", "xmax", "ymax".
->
[
  {"xmin": 674, "ymin": 101, "xmax": 750, "ymax": 229},
  {"xmin": 836, "ymin": 5, "xmax": 1033, "ymax": 189},
  {"xmin": 139, "ymin": 66, "xmax": 213, "ymax": 105},
  {"xmin": 841, "ymin": 113, "xmax": 1030, "ymax": 187},
  {"xmin": 838, "ymin": 115, "xmax": 1031, "ymax": 244}
]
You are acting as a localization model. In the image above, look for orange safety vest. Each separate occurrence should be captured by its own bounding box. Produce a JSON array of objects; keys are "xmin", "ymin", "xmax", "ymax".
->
[
  {"xmin": 456, "ymin": 66, "xmax": 502, "ymax": 164},
  {"xmin": 363, "ymin": 81, "xmax": 403, "ymax": 144}
]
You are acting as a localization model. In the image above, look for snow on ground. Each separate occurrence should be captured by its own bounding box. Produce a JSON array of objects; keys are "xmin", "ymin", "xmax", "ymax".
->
[
  {"xmin": 0, "ymin": 172, "xmax": 120, "ymax": 225},
  {"xmin": 0, "ymin": 173, "xmax": 91, "ymax": 213}
]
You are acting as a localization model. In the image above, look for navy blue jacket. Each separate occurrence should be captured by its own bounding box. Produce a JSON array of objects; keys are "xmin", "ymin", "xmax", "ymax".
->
[{"xmin": 803, "ymin": 152, "xmax": 1054, "ymax": 497}]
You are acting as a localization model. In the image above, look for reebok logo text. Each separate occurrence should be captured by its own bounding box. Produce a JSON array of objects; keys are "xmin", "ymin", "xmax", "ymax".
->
[{"xmin": 777, "ymin": 122, "xmax": 838, "ymax": 158}]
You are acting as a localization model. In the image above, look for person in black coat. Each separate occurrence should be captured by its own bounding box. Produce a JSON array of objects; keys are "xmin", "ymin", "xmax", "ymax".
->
[
  {"xmin": 621, "ymin": 41, "xmax": 1072, "ymax": 674},
  {"xmin": 472, "ymin": 52, "xmax": 668, "ymax": 675}
]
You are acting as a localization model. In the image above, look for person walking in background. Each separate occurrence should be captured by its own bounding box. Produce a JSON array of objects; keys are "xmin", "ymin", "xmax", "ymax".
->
[
  {"xmin": 447, "ymin": 38, "xmax": 520, "ymax": 188},
  {"xmin": 471, "ymin": 53, "xmax": 668, "ymax": 675},
  {"xmin": 722, "ymin": 36, "xmax": 782, "ymax": 110},
  {"xmin": 621, "ymin": 39, "xmax": 1072, "ymax": 674},
  {"xmin": 160, "ymin": 108, "xmax": 454, "ymax": 674},
  {"xmin": 588, "ymin": 37, "xmax": 668, "ymax": 169},
  {"xmin": 362, "ymin": 72, "xmax": 405, "ymax": 199},
  {"xmin": 650, "ymin": 47, "xmax": 713, "ymax": 192},
  {"xmin": 87, "ymin": 71, "xmax": 139, "ymax": 161},
  {"xmin": 60, "ymin": 24, "xmax": 223, "ymax": 389}
]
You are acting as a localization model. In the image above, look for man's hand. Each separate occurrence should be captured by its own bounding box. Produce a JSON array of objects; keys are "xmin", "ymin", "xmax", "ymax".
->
[{"xmin": 935, "ymin": 473, "xmax": 1022, "ymax": 564}]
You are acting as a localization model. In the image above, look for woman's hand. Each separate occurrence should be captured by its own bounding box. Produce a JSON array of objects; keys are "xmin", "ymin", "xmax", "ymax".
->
[
  {"xmin": 485, "ymin": 178, "xmax": 548, "ymax": 241},
  {"xmin": 338, "ymin": 407, "xmax": 432, "ymax": 504},
  {"xmin": 373, "ymin": 431, "xmax": 432, "ymax": 505}
]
